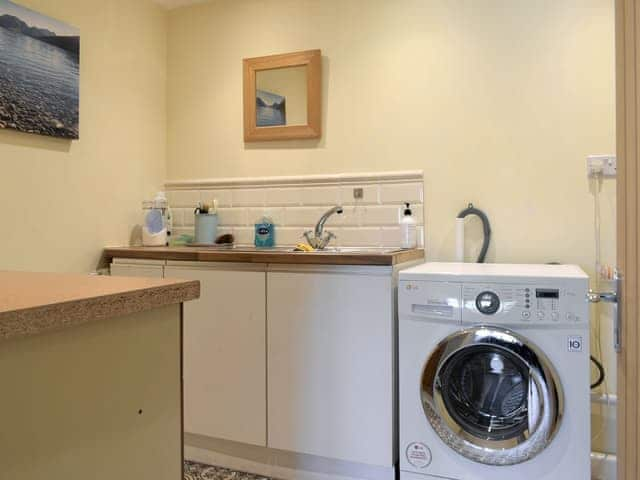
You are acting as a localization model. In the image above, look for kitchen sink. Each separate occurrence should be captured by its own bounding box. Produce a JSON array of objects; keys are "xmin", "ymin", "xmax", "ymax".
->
[
  {"xmin": 313, "ymin": 247, "xmax": 405, "ymax": 254},
  {"xmin": 191, "ymin": 245, "xmax": 406, "ymax": 254}
]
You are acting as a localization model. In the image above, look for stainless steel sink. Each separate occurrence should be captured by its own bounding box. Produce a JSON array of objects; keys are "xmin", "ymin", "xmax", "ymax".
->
[
  {"xmin": 190, "ymin": 245, "xmax": 406, "ymax": 254},
  {"xmin": 228, "ymin": 246, "xmax": 292, "ymax": 252},
  {"xmin": 315, "ymin": 247, "xmax": 405, "ymax": 254},
  {"xmin": 288, "ymin": 246, "xmax": 406, "ymax": 254}
]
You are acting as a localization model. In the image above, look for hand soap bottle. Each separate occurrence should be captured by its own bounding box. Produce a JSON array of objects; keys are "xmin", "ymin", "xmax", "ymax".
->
[
  {"xmin": 400, "ymin": 202, "xmax": 417, "ymax": 249},
  {"xmin": 255, "ymin": 216, "xmax": 275, "ymax": 248}
]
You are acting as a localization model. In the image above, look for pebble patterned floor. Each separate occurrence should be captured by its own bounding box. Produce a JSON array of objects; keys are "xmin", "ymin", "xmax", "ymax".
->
[
  {"xmin": 184, "ymin": 461, "xmax": 272, "ymax": 480},
  {"xmin": 184, "ymin": 460, "xmax": 604, "ymax": 480}
]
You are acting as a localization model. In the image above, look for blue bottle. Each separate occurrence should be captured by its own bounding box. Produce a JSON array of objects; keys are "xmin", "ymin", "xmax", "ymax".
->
[{"xmin": 254, "ymin": 217, "xmax": 275, "ymax": 248}]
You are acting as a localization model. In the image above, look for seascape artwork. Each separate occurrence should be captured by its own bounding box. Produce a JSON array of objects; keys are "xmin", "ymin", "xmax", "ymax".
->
[
  {"xmin": 0, "ymin": 0, "xmax": 79, "ymax": 139},
  {"xmin": 256, "ymin": 89, "xmax": 286, "ymax": 127}
]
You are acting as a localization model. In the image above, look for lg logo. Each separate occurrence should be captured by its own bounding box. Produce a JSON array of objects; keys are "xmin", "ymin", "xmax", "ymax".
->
[
  {"xmin": 568, "ymin": 336, "xmax": 583, "ymax": 352},
  {"xmin": 406, "ymin": 442, "xmax": 432, "ymax": 468}
]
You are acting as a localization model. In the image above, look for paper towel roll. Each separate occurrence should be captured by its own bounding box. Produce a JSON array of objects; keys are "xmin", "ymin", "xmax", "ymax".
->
[{"xmin": 455, "ymin": 218, "xmax": 465, "ymax": 262}]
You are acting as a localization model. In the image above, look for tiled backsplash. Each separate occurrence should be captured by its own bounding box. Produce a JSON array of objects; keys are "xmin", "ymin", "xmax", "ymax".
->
[{"xmin": 165, "ymin": 171, "xmax": 424, "ymax": 248}]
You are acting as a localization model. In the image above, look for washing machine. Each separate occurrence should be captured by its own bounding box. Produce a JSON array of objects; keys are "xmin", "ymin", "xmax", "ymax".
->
[{"xmin": 398, "ymin": 263, "xmax": 590, "ymax": 480}]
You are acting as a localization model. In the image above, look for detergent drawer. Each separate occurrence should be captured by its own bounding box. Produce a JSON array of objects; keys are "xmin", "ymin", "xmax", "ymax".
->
[{"xmin": 399, "ymin": 280, "xmax": 462, "ymax": 323}]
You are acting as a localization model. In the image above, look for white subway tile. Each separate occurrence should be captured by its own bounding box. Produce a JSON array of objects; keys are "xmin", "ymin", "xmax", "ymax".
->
[
  {"xmin": 218, "ymin": 208, "xmax": 248, "ymax": 226},
  {"xmin": 361, "ymin": 205, "xmax": 401, "ymax": 226},
  {"xmin": 284, "ymin": 207, "xmax": 326, "ymax": 226},
  {"xmin": 182, "ymin": 208, "xmax": 195, "ymax": 226},
  {"xmin": 232, "ymin": 189, "xmax": 266, "ymax": 207},
  {"xmin": 232, "ymin": 227, "xmax": 254, "ymax": 245},
  {"xmin": 168, "ymin": 177, "xmax": 425, "ymax": 250},
  {"xmin": 381, "ymin": 226, "xmax": 424, "ymax": 248},
  {"xmin": 215, "ymin": 226, "xmax": 233, "ymax": 240},
  {"xmin": 367, "ymin": 204, "xmax": 423, "ymax": 225},
  {"xmin": 323, "ymin": 211, "xmax": 345, "ymax": 227},
  {"xmin": 336, "ymin": 227, "xmax": 381, "ymax": 247},
  {"xmin": 381, "ymin": 227, "xmax": 403, "ymax": 247},
  {"xmin": 284, "ymin": 206, "xmax": 346, "ymax": 227},
  {"xmin": 170, "ymin": 208, "xmax": 184, "ymax": 227},
  {"xmin": 412, "ymin": 204, "xmax": 425, "ymax": 225},
  {"xmin": 300, "ymin": 186, "xmax": 340, "ymax": 206},
  {"xmin": 248, "ymin": 207, "xmax": 285, "ymax": 226},
  {"xmin": 199, "ymin": 189, "xmax": 232, "ymax": 207},
  {"xmin": 172, "ymin": 227, "xmax": 194, "ymax": 238},
  {"xmin": 277, "ymin": 227, "xmax": 306, "ymax": 246},
  {"xmin": 379, "ymin": 182, "xmax": 423, "ymax": 204},
  {"xmin": 265, "ymin": 188, "xmax": 303, "ymax": 206},
  {"xmin": 338, "ymin": 205, "xmax": 365, "ymax": 226},
  {"xmin": 339, "ymin": 185, "xmax": 379, "ymax": 205},
  {"xmin": 166, "ymin": 190, "xmax": 200, "ymax": 208}
]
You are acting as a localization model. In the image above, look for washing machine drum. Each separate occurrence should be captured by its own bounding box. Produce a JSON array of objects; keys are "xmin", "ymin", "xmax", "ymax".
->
[{"xmin": 421, "ymin": 326, "xmax": 564, "ymax": 466}]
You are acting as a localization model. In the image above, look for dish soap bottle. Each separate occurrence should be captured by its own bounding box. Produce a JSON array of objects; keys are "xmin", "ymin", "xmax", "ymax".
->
[
  {"xmin": 400, "ymin": 202, "xmax": 417, "ymax": 249},
  {"xmin": 255, "ymin": 216, "xmax": 275, "ymax": 248}
]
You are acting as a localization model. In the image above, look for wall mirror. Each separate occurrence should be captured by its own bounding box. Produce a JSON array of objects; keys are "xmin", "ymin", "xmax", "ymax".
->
[{"xmin": 243, "ymin": 49, "xmax": 321, "ymax": 142}]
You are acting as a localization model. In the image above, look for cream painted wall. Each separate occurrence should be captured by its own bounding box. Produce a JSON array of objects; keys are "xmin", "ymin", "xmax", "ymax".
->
[
  {"xmin": 167, "ymin": 0, "xmax": 615, "ymax": 267},
  {"xmin": 167, "ymin": 0, "xmax": 617, "ymax": 453},
  {"xmin": 0, "ymin": 0, "xmax": 167, "ymax": 272}
]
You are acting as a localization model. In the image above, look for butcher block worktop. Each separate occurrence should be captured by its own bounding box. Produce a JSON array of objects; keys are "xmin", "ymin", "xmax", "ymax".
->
[
  {"xmin": 104, "ymin": 246, "xmax": 425, "ymax": 266},
  {"xmin": 0, "ymin": 271, "xmax": 199, "ymax": 341}
]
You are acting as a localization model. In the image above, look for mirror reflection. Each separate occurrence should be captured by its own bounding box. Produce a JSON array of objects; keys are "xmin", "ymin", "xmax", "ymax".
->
[{"xmin": 255, "ymin": 66, "xmax": 308, "ymax": 127}]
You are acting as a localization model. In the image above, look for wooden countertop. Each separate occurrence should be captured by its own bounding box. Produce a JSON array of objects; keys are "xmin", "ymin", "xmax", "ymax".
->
[
  {"xmin": 104, "ymin": 246, "xmax": 425, "ymax": 266},
  {"xmin": 0, "ymin": 271, "xmax": 200, "ymax": 342}
]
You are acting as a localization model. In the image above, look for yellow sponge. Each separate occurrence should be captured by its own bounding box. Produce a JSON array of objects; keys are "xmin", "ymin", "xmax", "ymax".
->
[{"xmin": 294, "ymin": 243, "xmax": 315, "ymax": 252}]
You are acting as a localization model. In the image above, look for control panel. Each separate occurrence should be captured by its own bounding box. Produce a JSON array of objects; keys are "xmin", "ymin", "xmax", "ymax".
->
[
  {"xmin": 462, "ymin": 282, "xmax": 584, "ymax": 325},
  {"xmin": 399, "ymin": 279, "xmax": 586, "ymax": 326}
]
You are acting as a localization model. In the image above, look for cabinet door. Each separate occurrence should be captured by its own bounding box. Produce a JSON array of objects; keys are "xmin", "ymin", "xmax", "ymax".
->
[
  {"xmin": 110, "ymin": 262, "xmax": 163, "ymax": 278},
  {"xmin": 267, "ymin": 270, "xmax": 394, "ymax": 467},
  {"xmin": 165, "ymin": 265, "xmax": 266, "ymax": 446}
]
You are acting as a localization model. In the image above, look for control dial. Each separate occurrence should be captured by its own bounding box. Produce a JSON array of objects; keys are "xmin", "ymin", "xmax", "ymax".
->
[{"xmin": 475, "ymin": 291, "xmax": 500, "ymax": 315}]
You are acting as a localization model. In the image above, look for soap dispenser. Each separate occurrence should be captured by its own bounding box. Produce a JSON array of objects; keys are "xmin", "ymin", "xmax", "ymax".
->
[
  {"xmin": 142, "ymin": 192, "xmax": 169, "ymax": 247},
  {"xmin": 400, "ymin": 202, "xmax": 417, "ymax": 249}
]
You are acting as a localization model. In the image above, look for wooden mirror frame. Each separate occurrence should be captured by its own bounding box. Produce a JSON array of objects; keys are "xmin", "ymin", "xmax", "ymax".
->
[{"xmin": 243, "ymin": 49, "xmax": 321, "ymax": 142}]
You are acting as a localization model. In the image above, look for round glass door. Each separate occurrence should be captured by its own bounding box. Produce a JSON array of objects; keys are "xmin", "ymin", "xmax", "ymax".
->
[{"xmin": 421, "ymin": 327, "xmax": 563, "ymax": 466}]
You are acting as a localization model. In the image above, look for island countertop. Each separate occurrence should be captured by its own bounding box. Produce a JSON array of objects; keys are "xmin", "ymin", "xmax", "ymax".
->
[
  {"xmin": 0, "ymin": 271, "xmax": 200, "ymax": 341},
  {"xmin": 103, "ymin": 246, "xmax": 425, "ymax": 266}
]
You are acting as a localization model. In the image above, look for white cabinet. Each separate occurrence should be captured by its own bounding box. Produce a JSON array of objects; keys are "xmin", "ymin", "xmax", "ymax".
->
[
  {"xmin": 267, "ymin": 266, "xmax": 395, "ymax": 467},
  {"xmin": 110, "ymin": 260, "xmax": 164, "ymax": 278},
  {"xmin": 110, "ymin": 256, "xmax": 405, "ymax": 476},
  {"xmin": 164, "ymin": 263, "xmax": 267, "ymax": 447}
]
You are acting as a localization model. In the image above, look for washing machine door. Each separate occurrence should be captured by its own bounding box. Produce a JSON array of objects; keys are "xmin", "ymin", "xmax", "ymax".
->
[{"xmin": 421, "ymin": 326, "xmax": 563, "ymax": 466}]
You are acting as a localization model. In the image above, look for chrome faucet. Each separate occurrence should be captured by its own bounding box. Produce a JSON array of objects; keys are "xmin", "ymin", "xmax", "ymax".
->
[{"xmin": 304, "ymin": 205, "xmax": 343, "ymax": 249}]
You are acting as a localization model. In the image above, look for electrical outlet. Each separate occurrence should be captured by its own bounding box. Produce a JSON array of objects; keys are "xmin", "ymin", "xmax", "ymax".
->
[
  {"xmin": 353, "ymin": 188, "xmax": 364, "ymax": 200},
  {"xmin": 587, "ymin": 155, "xmax": 616, "ymax": 178}
]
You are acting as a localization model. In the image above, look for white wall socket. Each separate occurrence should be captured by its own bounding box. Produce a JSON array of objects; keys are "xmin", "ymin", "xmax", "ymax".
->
[{"xmin": 587, "ymin": 154, "xmax": 617, "ymax": 178}]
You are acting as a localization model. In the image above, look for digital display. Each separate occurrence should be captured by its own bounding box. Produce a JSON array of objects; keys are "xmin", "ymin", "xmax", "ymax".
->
[{"xmin": 536, "ymin": 288, "xmax": 559, "ymax": 299}]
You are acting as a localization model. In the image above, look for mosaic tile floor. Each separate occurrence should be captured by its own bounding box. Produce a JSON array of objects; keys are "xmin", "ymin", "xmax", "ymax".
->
[
  {"xmin": 184, "ymin": 461, "xmax": 272, "ymax": 480},
  {"xmin": 184, "ymin": 460, "xmax": 604, "ymax": 480}
]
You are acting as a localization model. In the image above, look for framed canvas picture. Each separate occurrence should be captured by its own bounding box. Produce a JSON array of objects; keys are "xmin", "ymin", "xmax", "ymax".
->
[
  {"xmin": 256, "ymin": 89, "xmax": 286, "ymax": 127},
  {"xmin": 0, "ymin": 0, "xmax": 79, "ymax": 139}
]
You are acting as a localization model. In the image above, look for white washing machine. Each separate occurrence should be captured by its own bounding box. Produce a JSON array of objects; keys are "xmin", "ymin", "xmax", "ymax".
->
[{"xmin": 398, "ymin": 263, "xmax": 590, "ymax": 480}]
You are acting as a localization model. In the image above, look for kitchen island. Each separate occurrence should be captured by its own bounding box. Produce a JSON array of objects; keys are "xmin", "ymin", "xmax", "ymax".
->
[{"xmin": 0, "ymin": 271, "xmax": 199, "ymax": 480}]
